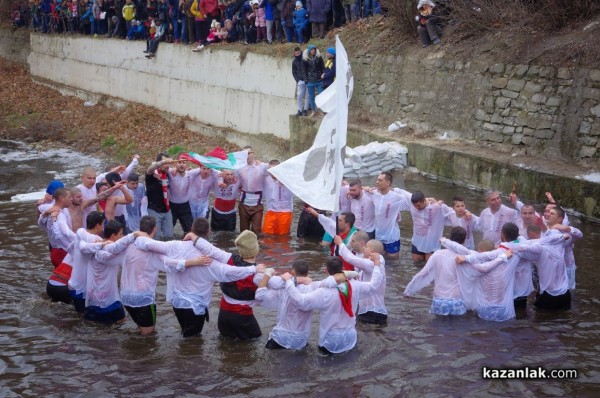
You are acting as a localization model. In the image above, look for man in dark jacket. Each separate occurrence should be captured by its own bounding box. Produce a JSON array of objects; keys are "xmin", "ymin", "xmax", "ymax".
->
[
  {"xmin": 303, "ymin": 44, "xmax": 325, "ymax": 116},
  {"xmin": 292, "ymin": 46, "xmax": 309, "ymax": 116},
  {"xmin": 307, "ymin": 0, "xmax": 330, "ymax": 39}
]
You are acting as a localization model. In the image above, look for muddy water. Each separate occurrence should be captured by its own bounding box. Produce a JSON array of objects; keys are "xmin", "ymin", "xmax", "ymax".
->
[{"xmin": 0, "ymin": 140, "xmax": 599, "ymax": 397}]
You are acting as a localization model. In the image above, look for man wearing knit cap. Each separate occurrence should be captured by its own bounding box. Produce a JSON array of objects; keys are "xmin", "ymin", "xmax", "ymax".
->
[{"xmin": 218, "ymin": 229, "xmax": 264, "ymax": 340}]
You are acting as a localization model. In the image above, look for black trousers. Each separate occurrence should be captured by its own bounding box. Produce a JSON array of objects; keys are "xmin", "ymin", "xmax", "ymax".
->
[
  {"xmin": 217, "ymin": 309, "xmax": 261, "ymax": 340},
  {"xmin": 173, "ymin": 307, "xmax": 207, "ymax": 337},
  {"xmin": 534, "ymin": 290, "xmax": 571, "ymax": 310},
  {"xmin": 170, "ymin": 201, "xmax": 193, "ymax": 233}
]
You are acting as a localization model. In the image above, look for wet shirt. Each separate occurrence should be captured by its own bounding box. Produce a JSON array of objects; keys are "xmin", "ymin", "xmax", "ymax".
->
[
  {"xmin": 264, "ymin": 176, "xmax": 294, "ymax": 212},
  {"xmin": 476, "ymin": 204, "xmax": 518, "ymax": 245},
  {"xmin": 349, "ymin": 191, "xmax": 375, "ymax": 233},
  {"xmin": 168, "ymin": 168, "xmax": 201, "ymax": 204},
  {"xmin": 367, "ymin": 190, "xmax": 410, "ymax": 244},
  {"xmin": 409, "ymin": 202, "xmax": 455, "ymax": 253}
]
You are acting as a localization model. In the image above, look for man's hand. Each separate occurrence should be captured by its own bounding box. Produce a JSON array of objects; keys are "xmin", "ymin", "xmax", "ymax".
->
[
  {"xmin": 116, "ymin": 180, "xmax": 128, "ymax": 189},
  {"xmin": 333, "ymin": 235, "xmax": 343, "ymax": 246},
  {"xmin": 281, "ymin": 272, "xmax": 293, "ymax": 281},
  {"xmin": 188, "ymin": 255, "xmax": 212, "ymax": 267},
  {"xmin": 503, "ymin": 250, "xmax": 512, "ymax": 258},
  {"xmin": 255, "ymin": 264, "xmax": 266, "ymax": 273},
  {"xmin": 183, "ymin": 232, "xmax": 198, "ymax": 242},
  {"xmin": 110, "ymin": 165, "xmax": 127, "ymax": 174},
  {"xmin": 264, "ymin": 268, "xmax": 275, "ymax": 277},
  {"xmin": 455, "ymin": 255, "xmax": 466, "ymax": 264},
  {"xmin": 306, "ymin": 207, "xmax": 319, "ymax": 217},
  {"xmin": 465, "ymin": 211, "xmax": 472, "ymax": 221},
  {"xmin": 133, "ymin": 154, "xmax": 140, "ymax": 161},
  {"xmin": 369, "ymin": 252, "xmax": 380, "ymax": 266},
  {"xmin": 545, "ymin": 192, "xmax": 556, "ymax": 204},
  {"xmin": 218, "ymin": 182, "xmax": 227, "ymax": 189}
]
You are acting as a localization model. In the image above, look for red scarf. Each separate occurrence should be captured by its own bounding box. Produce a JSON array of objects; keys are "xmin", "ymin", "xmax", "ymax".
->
[
  {"xmin": 337, "ymin": 281, "xmax": 353, "ymax": 317},
  {"xmin": 156, "ymin": 170, "xmax": 170, "ymax": 211}
]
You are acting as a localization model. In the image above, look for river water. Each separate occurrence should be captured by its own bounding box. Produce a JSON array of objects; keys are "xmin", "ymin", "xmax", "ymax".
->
[{"xmin": 0, "ymin": 139, "xmax": 599, "ymax": 397}]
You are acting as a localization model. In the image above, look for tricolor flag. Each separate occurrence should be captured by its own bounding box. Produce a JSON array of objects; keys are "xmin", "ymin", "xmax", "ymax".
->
[
  {"xmin": 180, "ymin": 148, "xmax": 248, "ymax": 170},
  {"xmin": 269, "ymin": 36, "xmax": 353, "ymax": 212}
]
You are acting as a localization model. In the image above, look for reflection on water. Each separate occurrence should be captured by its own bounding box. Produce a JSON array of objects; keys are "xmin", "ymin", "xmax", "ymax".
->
[{"xmin": 0, "ymin": 140, "xmax": 599, "ymax": 396}]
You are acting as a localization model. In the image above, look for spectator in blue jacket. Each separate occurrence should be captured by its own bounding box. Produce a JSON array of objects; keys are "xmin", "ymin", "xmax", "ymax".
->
[{"xmin": 292, "ymin": 1, "xmax": 308, "ymax": 43}]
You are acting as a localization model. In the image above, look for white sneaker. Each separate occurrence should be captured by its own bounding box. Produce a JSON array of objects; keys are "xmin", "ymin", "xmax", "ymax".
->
[{"xmin": 192, "ymin": 44, "xmax": 204, "ymax": 52}]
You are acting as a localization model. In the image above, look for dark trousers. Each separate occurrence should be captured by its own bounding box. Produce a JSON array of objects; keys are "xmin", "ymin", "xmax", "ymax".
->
[
  {"xmin": 217, "ymin": 309, "xmax": 262, "ymax": 340},
  {"xmin": 358, "ymin": 311, "xmax": 387, "ymax": 325},
  {"xmin": 534, "ymin": 290, "xmax": 571, "ymax": 311},
  {"xmin": 417, "ymin": 20, "xmax": 442, "ymax": 46},
  {"xmin": 238, "ymin": 203, "xmax": 264, "ymax": 233},
  {"xmin": 46, "ymin": 282, "xmax": 72, "ymax": 304},
  {"xmin": 170, "ymin": 201, "xmax": 193, "ymax": 233},
  {"xmin": 173, "ymin": 307, "xmax": 207, "ymax": 337}
]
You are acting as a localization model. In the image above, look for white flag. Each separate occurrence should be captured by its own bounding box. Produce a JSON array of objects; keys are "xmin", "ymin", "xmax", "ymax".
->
[{"xmin": 269, "ymin": 36, "xmax": 354, "ymax": 212}]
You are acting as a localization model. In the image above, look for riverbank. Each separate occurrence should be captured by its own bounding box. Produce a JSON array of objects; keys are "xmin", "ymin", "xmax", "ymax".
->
[{"xmin": 0, "ymin": 59, "xmax": 240, "ymax": 163}]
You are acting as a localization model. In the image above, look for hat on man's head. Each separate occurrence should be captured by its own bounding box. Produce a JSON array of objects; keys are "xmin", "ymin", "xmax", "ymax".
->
[
  {"xmin": 235, "ymin": 230, "xmax": 259, "ymax": 259},
  {"xmin": 295, "ymin": 1, "xmax": 302, "ymax": 6},
  {"xmin": 327, "ymin": 47, "xmax": 335, "ymax": 56},
  {"xmin": 46, "ymin": 180, "xmax": 64, "ymax": 196}
]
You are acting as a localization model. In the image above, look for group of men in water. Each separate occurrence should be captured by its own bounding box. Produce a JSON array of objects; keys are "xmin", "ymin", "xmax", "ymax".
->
[{"xmin": 36, "ymin": 146, "xmax": 582, "ymax": 354}]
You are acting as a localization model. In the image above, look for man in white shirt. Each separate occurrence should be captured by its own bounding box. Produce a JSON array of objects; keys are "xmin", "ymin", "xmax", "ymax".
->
[
  {"xmin": 263, "ymin": 159, "xmax": 294, "ymax": 235},
  {"xmin": 347, "ymin": 179, "xmax": 375, "ymax": 239},
  {"xmin": 281, "ymin": 256, "xmax": 384, "ymax": 354},
  {"xmin": 475, "ymin": 189, "xmax": 518, "ymax": 245},
  {"xmin": 237, "ymin": 147, "xmax": 269, "ymax": 233}
]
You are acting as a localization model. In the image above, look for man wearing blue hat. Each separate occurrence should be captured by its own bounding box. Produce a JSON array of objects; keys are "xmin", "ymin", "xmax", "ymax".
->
[{"xmin": 322, "ymin": 47, "xmax": 336, "ymax": 90}]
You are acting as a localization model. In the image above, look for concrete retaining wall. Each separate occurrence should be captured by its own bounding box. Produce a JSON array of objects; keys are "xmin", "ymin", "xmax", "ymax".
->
[
  {"xmin": 26, "ymin": 33, "xmax": 296, "ymax": 139},
  {"xmin": 0, "ymin": 29, "xmax": 30, "ymax": 64}
]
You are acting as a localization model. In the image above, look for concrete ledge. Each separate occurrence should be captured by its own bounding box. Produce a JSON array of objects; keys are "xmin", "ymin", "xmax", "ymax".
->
[{"xmin": 290, "ymin": 115, "xmax": 600, "ymax": 222}]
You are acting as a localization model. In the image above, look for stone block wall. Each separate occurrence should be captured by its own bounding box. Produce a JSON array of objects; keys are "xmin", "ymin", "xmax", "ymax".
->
[{"xmin": 351, "ymin": 52, "xmax": 600, "ymax": 160}]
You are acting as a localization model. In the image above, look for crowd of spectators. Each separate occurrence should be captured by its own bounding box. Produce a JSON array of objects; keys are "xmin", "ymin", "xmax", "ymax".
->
[{"xmin": 11, "ymin": 0, "xmax": 383, "ymax": 46}]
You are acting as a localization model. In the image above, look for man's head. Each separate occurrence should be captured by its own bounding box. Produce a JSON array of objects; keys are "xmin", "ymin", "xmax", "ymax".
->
[
  {"xmin": 449, "ymin": 226, "xmax": 467, "ymax": 244},
  {"xmin": 411, "ymin": 191, "xmax": 427, "ymax": 210},
  {"xmin": 176, "ymin": 155, "xmax": 188, "ymax": 174},
  {"xmin": 191, "ymin": 217, "xmax": 210, "ymax": 238},
  {"xmin": 348, "ymin": 179, "xmax": 363, "ymax": 199},
  {"xmin": 325, "ymin": 256, "xmax": 343, "ymax": 275},
  {"xmin": 86, "ymin": 211, "xmax": 106, "ymax": 232},
  {"xmin": 156, "ymin": 152, "xmax": 170, "ymax": 172},
  {"xmin": 104, "ymin": 220, "xmax": 124, "ymax": 241},
  {"xmin": 81, "ymin": 166, "xmax": 97, "ymax": 189},
  {"xmin": 307, "ymin": 44, "xmax": 316, "ymax": 57},
  {"xmin": 338, "ymin": 212, "xmax": 355, "ymax": 233},
  {"xmin": 501, "ymin": 222, "xmax": 520, "ymax": 242},
  {"xmin": 69, "ymin": 187, "xmax": 83, "ymax": 206},
  {"xmin": 485, "ymin": 189, "xmax": 502, "ymax": 212},
  {"xmin": 349, "ymin": 230, "xmax": 369, "ymax": 253},
  {"xmin": 546, "ymin": 206, "xmax": 565, "ymax": 227},
  {"xmin": 105, "ymin": 172, "xmax": 121, "ymax": 187},
  {"xmin": 365, "ymin": 239, "xmax": 384, "ymax": 256},
  {"xmin": 222, "ymin": 169, "xmax": 235, "ymax": 184},
  {"xmin": 520, "ymin": 203, "xmax": 536, "ymax": 226},
  {"xmin": 54, "ymin": 187, "xmax": 72, "ymax": 208},
  {"xmin": 139, "ymin": 215, "xmax": 157, "ymax": 237},
  {"xmin": 544, "ymin": 203, "xmax": 560, "ymax": 220},
  {"xmin": 375, "ymin": 172, "xmax": 393, "ymax": 192},
  {"xmin": 127, "ymin": 172, "xmax": 140, "ymax": 190},
  {"xmin": 527, "ymin": 224, "xmax": 542, "ymax": 240},
  {"xmin": 452, "ymin": 196, "xmax": 466, "ymax": 217},
  {"xmin": 293, "ymin": 46, "xmax": 301, "ymax": 57},
  {"xmin": 199, "ymin": 165, "xmax": 211, "ymax": 178},
  {"xmin": 96, "ymin": 181, "xmax": 109, "ymax": 194},
  {"xmin": 477, "ymin": 240, "xmax": 495, "ymax": 253},
  {"xmin": 235, "ymin": 230, "xmax": 259, "ymax": 259},
  {"xmin": 243, "ymin": 146, "xmax": 255, "ymax": 164},
  {"xmin": 326, "ymin": 47, "xmax": 335, "ymax": 59},
  {"xmin": 291, "ymin": 259, "xmax": 309, "ymax": 277}
]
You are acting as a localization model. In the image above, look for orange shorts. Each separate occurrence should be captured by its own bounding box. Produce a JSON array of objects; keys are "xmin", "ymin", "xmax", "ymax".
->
[{"xmin": 262, "ymin": 211, "xmax": 292, "ymax": 235}]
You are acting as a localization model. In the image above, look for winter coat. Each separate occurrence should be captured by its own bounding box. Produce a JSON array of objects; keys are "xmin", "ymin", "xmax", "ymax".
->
[
  {"xmin": 269, "ymin": 0, "xmax": 281, "ymax": 19},
  {"xmin": 200, "ymin": 0, "xmax": 219, "ymax": 17},
  {"xmin": 292, "ymin": 8, "xmax": 308, "ymax": 29},
  {"xmin": 307, "ymin": 0, "xmax": 330, "ymax": 23},
  {"xmin": 122, "ymin": 3, "xmax": 135, "ymax": 21},
  {"xmin": 322, "ymin": 56, "xmax": 335, "ymax": 88},
  {"xmin": 190, "ymin": 0, "xmax": 205, "ymax": 20},
  {"xmin": 262, "ymin": 0, "xmax": 273, "ymax": 21},
  {"xmin": 292, "ymin": 55, "xmax": 306, "ymax": 82},
  {"xmin": 302, "ymin": 46, "xmax": 324, "ymax": 83},
  {"xmin": 281, "ymin": 0, "xmax": 294, "ymax": 27}
]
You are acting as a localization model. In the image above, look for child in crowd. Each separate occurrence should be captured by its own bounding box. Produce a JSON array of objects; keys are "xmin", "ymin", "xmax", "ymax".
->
[
  {"xmin": 127, "ymin": 19, "xmax": 144, "ymax": 39},
  {"xmin": 145, "ymin": 17, "xmax": 167, "ymax": 58},
  {"xmin": 251, "ymin": 0, "xmax": 266, "ymax": 43},
  {"xmin": 122, "ymin": 0, "xmax": 136, "ymax": 32},
  {"xmin": 124, "ymin": 173, "xmax": 148, "ymax": 233},
  {"xmin": 205, "ymin": 19, "xmax": 222, "ymax": 44},
  {"xmin": 224, "ymin": 18, "xmax": 238, "ymax": 42},
  {"xmin": 445, "ymin": 196, "xmax": 478, "ymax": 251},
  {"xmin": 416, "ymin": 0, "xmax": 442, "ymax": 48},
  {"xmin": 292, "ymin": 0, "xmax": 308, "ymax": 44}
]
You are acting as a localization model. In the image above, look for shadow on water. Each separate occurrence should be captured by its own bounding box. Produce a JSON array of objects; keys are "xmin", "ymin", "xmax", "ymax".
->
[{"xmin": 1, "ymin": 140, "xmax": 599, "ymax": 396}]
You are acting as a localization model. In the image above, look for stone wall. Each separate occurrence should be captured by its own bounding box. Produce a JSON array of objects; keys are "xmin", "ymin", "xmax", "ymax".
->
[{"xmin": 351, "ymin": 52, "xmax": 600, "ymax": 160}]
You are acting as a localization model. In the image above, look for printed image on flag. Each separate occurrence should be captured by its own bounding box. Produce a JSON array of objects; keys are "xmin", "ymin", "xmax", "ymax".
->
[{"xmin": 269, "ymin": 36, "xmax": 354, "ymax": 212}]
